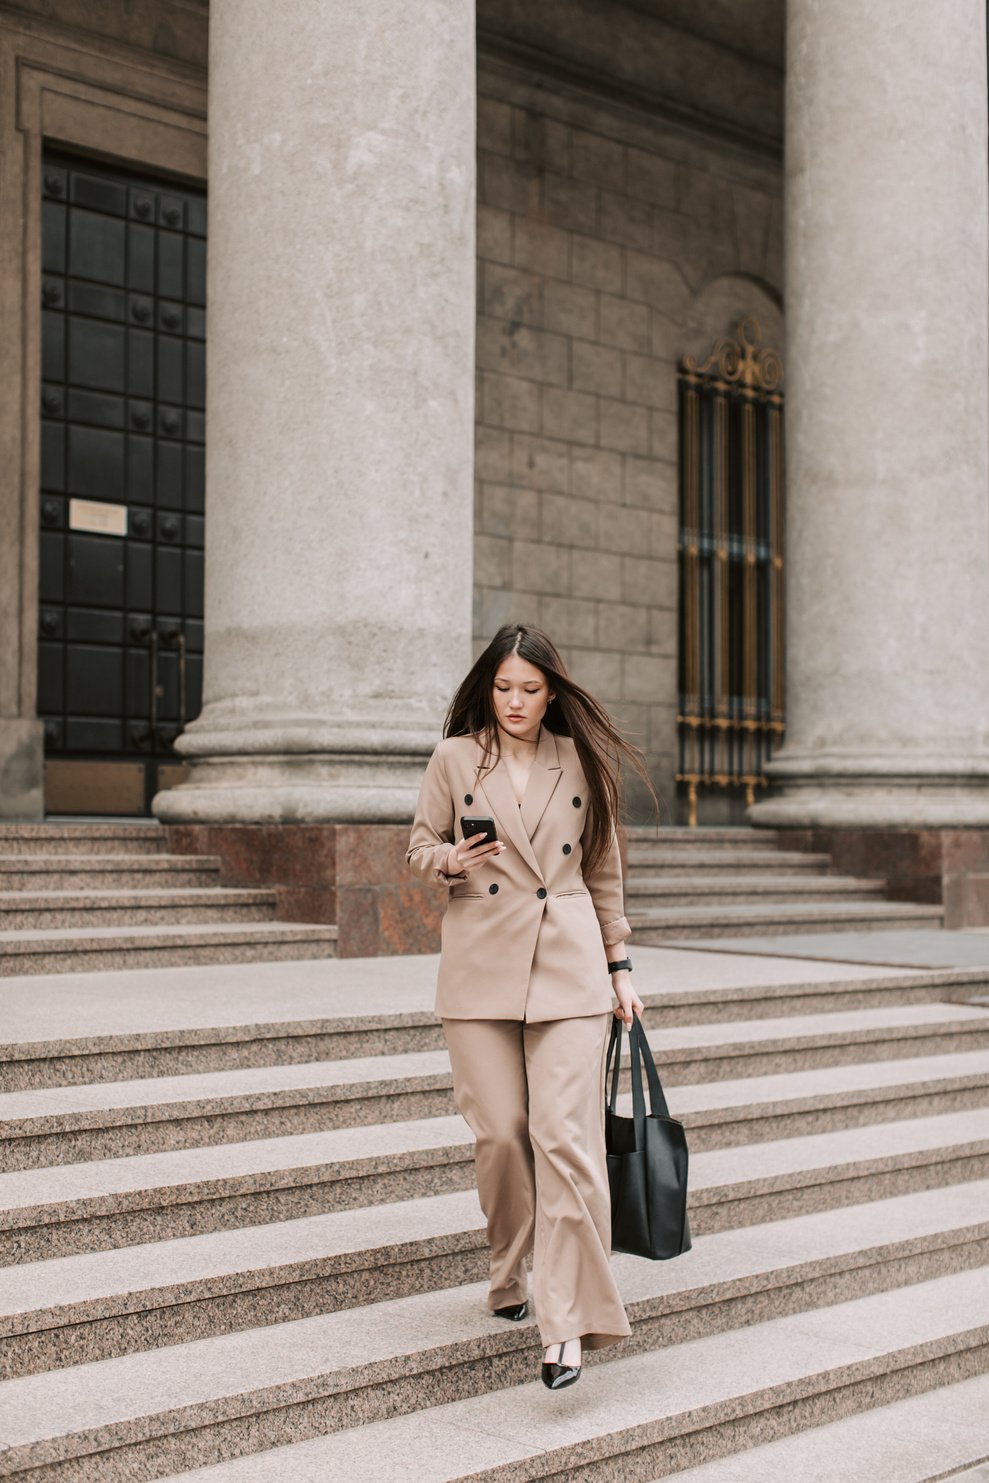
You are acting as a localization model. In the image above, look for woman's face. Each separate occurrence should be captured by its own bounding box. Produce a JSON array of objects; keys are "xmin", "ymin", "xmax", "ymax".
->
[{"xmin": 492, "ymin": 654, "xmax": 555, "ymax": 744}]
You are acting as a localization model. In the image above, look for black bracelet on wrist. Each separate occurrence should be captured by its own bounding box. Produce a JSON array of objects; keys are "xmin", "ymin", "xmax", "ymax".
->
[{"xmin": 608, "ymin": 957, "xmax": 632, "ymax": 974}]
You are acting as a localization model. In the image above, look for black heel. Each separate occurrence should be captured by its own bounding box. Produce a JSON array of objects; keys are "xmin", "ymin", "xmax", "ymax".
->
[
  {"xmin": 541, "ymin": 1341, "xmax": 581, "ymax": 1390},
  {"xmin": 492, "ymin": 1301, "xmax": 528, "ymax": 1321}
]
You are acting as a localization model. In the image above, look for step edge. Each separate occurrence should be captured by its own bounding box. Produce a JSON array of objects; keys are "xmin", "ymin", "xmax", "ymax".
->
[
  {"xmin": 3, "ymin": 971, "xmax": 986, "ymax": 1065},
  {"xmin": 3, "ymin": 1130, "xmax": 988, "ymax": 1231},
  {"xmin": 2, "ymin": 1288, "xmax": 986, "ymax": 1473},
  {"xmin": 4, "ymin": 1205, "xmax": 987, "ymax": 1344},
  {"xmin": 4, "ymin": 1065, "xmax": 989, "ymax": 1140}
]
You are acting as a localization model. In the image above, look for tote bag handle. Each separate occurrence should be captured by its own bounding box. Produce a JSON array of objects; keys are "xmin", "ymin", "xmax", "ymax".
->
[{"xmin": 606, "ymin": 1014, "xmax": 671, "ymax": 1133}]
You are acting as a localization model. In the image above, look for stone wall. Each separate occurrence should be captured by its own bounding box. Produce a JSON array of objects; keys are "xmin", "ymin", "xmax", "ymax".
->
[{"xmin": 472, "ymin": 40, "xmax": 784, "ymax": 822}]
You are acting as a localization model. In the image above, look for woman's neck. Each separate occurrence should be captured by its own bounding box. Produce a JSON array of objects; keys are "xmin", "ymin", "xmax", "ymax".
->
[{"xmin": 495, "ymin": 721, "xmax": 540, "ymax": 758}]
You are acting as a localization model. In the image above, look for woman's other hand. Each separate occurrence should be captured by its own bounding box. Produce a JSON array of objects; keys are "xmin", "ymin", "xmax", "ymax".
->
[
  {"xmin": 446, "ymin": 833, "xmax": 506, "ymax": 877},
  {"xmin": 611, "ymin": 970, "xmax": 643, "ymax": 1028}
]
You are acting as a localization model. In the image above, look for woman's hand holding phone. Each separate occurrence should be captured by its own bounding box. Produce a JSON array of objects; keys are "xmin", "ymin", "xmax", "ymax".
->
[{"xmin": 446, "ymin": 830, "xmax": 505, "ymax": 877}]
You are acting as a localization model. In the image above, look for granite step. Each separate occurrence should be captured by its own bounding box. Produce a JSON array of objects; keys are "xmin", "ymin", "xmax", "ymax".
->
[
  {"xmin": 626, "ymin": 826, "xmax": 780, "ymax": 845},
  {"xmin": 0, "ymin": 887, "xmax": 279, "ymax": 930},
  {"xmin": 639, "ymin": 965, "xmax": 989, "ymax": 1027},
  {"xmin": 3, "ymin": 1043, "xmax": 988, "ymax": 1170},
  {"xmin": 641, "ymin": 1371, "xmax": 989, "ymax": 1483},
  {"xmin": 626, "ymin": 847, "xmax": 834, "ymax": 873},
  {"xmin": 0, "ymin": 823, "xmax": 165, "ymax": 856},
  {"xmin": 636, "ymin": 1002, "xmax": 989, "ymax": 1083},
  {"xmin": 630, "ymin": 899, "xmax": 945, "ymax": 939},
  {"xmin": 0, "ymin": 922, "xmax": 339, "ymax": 976},
  {"xmin": 3, "ymin": 970, "xmax": 987, "ymax": 1090},
  {"xmin": 626, "ymin": 874, "xmax": 888, "ymax": 907},
  {"xmin": 2, "ymin": 1170, "xmax": 985, "ymax": 1380},
  {"xmin": 8, "ymin": 1266, "xmax": 981, "ymax": 1483},
  {"xmin": 0, "ymin": 855, "xmax": 223, "ymax": 891},
  {"xmin": 1, "ymin": 1107, "xmax": 986, "ymax": 1265}
]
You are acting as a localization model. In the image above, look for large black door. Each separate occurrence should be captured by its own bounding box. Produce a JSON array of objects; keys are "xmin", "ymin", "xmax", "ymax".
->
[{"xmin": 38, "ymin": 151, "xmax": 206, "ymax": 815}]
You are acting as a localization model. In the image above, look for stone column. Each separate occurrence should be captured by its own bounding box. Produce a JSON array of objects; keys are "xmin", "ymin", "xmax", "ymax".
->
[
  {"xmin": 751, "ymin": 0, "xmax": 989, "ymax": 828},
  {"xmin": 153, "ymin": 0, "xmax": 475, "ymax": 824}
]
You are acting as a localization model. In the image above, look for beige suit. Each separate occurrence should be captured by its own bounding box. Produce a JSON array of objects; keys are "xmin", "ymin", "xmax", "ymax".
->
[
  {"xmin": 406, "ymin": 725, "xmax": 632, "ymax": 1351},
  {"xmin": 406, "ymin": 727, "xmax": 632, "ymax": 1022}
]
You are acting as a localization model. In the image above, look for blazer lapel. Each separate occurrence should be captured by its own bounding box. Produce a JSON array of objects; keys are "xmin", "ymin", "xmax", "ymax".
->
[
  {"xmin": 520, "ymin": 725, "xmax": 562, "ymax": 841},
  {"xmin": 472, "ymin": 734, "xmax": 543, "ymax": 882}
]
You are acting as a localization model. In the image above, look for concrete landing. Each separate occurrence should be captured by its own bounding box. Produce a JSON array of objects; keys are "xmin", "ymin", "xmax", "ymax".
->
[
  {"xmin": 0, "ymin": 944, "xmax": 967, "ymax": 1045},
  {"xmin": 666, "ymin": 928, "xmax": 989, "ymax": 969}
]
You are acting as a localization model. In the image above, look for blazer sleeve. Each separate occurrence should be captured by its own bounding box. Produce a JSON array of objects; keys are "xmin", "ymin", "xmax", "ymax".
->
[
  {"xmin": 580, "ymin": 809, "xmax": 631, "ymax": 947},
  {"xmin": 406, "ymin": 741, "xmax": 468, "ymax": 887}
]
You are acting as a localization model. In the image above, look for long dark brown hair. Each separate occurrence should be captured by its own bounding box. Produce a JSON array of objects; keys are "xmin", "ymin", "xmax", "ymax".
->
[{"xmin": 444, "ymin": 623, "xmax": 657, "ymax": 876}]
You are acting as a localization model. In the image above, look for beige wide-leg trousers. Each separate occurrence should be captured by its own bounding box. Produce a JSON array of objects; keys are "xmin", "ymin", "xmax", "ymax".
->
[{"xmin": 441, "ymin": 1013, "xmax": 631, "ymax": 1351}]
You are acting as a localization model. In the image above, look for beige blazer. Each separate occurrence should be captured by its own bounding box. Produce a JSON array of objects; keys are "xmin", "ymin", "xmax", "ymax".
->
[{"xmin": 406, "ymin": 726, "xmax": 631, "ymax": 1022}]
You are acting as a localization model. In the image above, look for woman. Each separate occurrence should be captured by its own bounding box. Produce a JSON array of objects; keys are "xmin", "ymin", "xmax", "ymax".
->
[{"xmin": 406, "ymin": 623, "xmax": 654, "ymax": 1390}]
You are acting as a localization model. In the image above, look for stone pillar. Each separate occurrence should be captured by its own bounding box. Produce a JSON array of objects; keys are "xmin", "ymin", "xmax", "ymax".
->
[
  {"xmin": 153, "ymin": 0, "xmax": 475, "ymax": 824},
  {"xmin": 751, "ymin": 0, "xmax": 989, "ymax": 828}
]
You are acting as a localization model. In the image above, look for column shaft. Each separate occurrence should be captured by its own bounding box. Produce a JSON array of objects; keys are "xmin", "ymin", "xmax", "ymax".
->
[
  {"xmin": 154, "ymin": 0, "xmax": 476, "ymax": 823},
  {"xmin": 752, "ymin": 0, "xmax": 989, "ymax": 826}
]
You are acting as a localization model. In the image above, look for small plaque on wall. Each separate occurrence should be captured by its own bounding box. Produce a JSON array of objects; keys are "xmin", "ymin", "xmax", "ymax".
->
[{"xmin": 68, "ymin": 499, "xmax": 127, "ymax": 537}]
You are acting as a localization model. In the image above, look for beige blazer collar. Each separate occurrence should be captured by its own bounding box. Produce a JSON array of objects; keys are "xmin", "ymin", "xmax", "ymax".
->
[{"xmin": 474, "ymin": 725, "xmax": 563, "ymax": 881}]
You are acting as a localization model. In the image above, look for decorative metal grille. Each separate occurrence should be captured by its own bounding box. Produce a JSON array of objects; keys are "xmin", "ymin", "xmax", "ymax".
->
[{"xmin": 676, "ymin": 317, "xmax": 785, "ymax": 827}]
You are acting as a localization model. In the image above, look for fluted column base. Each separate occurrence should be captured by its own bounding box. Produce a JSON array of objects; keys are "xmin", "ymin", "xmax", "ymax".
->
[
  {"xmin": 152, "ymin": 704, "xmax": 439, "ymax": 823},
  {"xmin": 749, "ymin": 752, "xmax": 989, "ymax": 828},
  {"xmin": 153, "ymin": 756, "xmax": 429, "ymax": 824}
]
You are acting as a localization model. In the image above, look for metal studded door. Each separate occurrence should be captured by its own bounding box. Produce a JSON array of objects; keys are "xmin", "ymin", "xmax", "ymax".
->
[{"xmin": 38, "ymin": 151, "xmax": 205, "ymax": 816}]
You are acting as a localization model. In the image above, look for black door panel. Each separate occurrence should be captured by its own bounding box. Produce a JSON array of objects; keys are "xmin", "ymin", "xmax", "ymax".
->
[
  {"xmin": 39, "ymin": 532, "xmax": 65, "ymax": 602},
  {"xmin": 67, "ymin": 390, "xmax": 125, "ymax": 431},
  {"xmin": 157, "ymin": 233, "xmax": 184, "ymax": 298},
  {"xmin": 66, "ymin": 535, "xmax": 125, "ymax": 606},
  {"xmin": 68, "ymin": 281, "xmax": 126, "ymax": 321},
  {"xmin": 126, "ymin": 544, "xmax": 153, "ymax": 608},
  {"xmin": 38, "ymin": 151, "xmax": 206, "ymax": 815},
  {"xmin": 126, "ymin": 648, "xmax": 151, "ymax": 717},
  {"xmin": 69, "ymin": 319, "xmax": 125, "ymax": 390},
  {"xmin": 42, "ymin": 310, "xmax": 65, "ymax": 379},
  {"xmin": 128, "ymin": 328, "xmax": 155, "ymax": 395},
  {"xmin": 38, "ymin": 644, "xmax": 64, "ymax": 713},
  {"xmin": 71, "ymin": 170, "xmax": 127, "ymax": 215},
  {"xmin": 155, "ymin": 441, "xmax": 183, "ymax": 506},
  {"xmin": 66, "ymin": 425, "xmax": 125, "ymax": 497},
  {"xmin": 69, "ymin": 209, "xmax": 126, "ymax": 283},
  {"xmin": 67, "ymin": 608, "xmax": 124, "ymax": 645},
  {"xmin": 42, "ymin": 201, "xmax": 67, "ymax": 270},
  {"xmin": 66, "ymin": 646, "xmax": 123, "ymax": 714},
  {"xmin": 41, "ymin": 423, "xmax": 65, "ymax": 489},
  {"xmin": 66, "ymin": 718, "xmax": 123, "ymax": 752}
]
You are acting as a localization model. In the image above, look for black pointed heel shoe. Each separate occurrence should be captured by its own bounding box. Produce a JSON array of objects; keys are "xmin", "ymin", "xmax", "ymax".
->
[
  {"xmin": 541, "ymin": 1342, "xmax": 581, "ymax": 1390},
  {"xmin": 492, "ymin": 1301, "xmax": 528, "ymax": 1321}
]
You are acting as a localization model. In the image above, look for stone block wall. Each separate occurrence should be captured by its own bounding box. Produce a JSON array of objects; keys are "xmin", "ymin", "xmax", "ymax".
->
[{"xmin": 472, "ymin": 54, "xmax": 783, "ymax": 822}]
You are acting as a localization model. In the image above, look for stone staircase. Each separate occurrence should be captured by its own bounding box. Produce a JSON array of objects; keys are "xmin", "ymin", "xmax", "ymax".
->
[
  {"xmin": 0, "ymin": 948, "xmax": 987, "ymax": 1479},
  {"xmin": 0, "ymin": 821, "xmax": 945, "ymax": 975},
  {"xmin": 0, "ymin": 823, "xmax": 338, "ymax": 974},
  {"xmin": 626, "ymin": 825, "xmax": 945, "ymax": 940}
]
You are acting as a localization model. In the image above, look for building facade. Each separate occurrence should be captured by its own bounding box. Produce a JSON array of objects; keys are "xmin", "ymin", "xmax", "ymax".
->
[{"xmin": 2, "ymin": 0, "xmax": 989, "ymax": 925}]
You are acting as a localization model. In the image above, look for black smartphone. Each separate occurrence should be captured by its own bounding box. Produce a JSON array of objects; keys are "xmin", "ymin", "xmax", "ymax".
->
[{"xmin": 460, "ymin": 815, "xmax": 498, "ymax": 848}]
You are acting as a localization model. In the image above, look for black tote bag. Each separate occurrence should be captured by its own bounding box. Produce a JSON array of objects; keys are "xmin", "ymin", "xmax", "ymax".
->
[{"xmin": 604, "ymin": 1013, "xmax": 691, "ymax": 1260}]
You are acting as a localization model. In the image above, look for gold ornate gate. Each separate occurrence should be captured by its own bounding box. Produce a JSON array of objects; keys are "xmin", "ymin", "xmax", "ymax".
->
[{"xmin": 676, "ymin": 317, "xmax": 785, "ymax": 827}]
